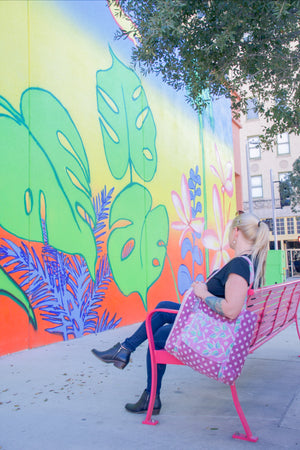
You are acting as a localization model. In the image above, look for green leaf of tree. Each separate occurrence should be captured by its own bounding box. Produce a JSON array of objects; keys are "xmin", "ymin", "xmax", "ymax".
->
[
  {"xmin": 289, "ymin": 156, "xmax": 300, "ymax": 212},
  {"xmin": 0, "ymin": 267, "xmax": 36, "ymax": 329},
  {"xmin": 108, "ymin": 183, "xmax": 168, "ymax": 308},
  {"xmin": 0, "ymin": 88, "xmax": 97, "ymax": 278},
  {"xmin": 96, "ymin": 48, "xmax": 157, "ymax": 182}
]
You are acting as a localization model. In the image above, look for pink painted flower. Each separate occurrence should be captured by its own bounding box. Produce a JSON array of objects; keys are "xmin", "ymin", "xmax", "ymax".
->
[
  {"xmin": 171, "ymin": 174, "xmax": 204, "ymax": 246},
  {"xmin": 210, "ymin": 144, "xmax": 233, "ymax": 197},
  {"xmin": 202, "ymin": 185, "xmax": 232, "ymax": 272}
]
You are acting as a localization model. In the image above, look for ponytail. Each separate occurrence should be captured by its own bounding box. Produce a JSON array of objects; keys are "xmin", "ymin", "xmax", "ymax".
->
[{"xmin": 232, "ymin": 213, "xmax": 269, "ymax": 289}]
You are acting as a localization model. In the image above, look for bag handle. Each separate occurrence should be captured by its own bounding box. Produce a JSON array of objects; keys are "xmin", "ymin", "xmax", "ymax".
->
[{"xmin": 240, "ymin": 255, "xmax": 254, "ymax": 294}]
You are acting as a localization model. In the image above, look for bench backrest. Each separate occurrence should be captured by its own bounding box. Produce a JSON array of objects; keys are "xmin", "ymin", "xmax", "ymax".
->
[{"xmin": 247, "ymin": 280, "xmax": 300, "ymax": 352}]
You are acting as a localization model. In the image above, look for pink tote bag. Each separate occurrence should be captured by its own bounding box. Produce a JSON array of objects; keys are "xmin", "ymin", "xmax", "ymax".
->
[{"xmin": 165, "ymin": 257, "xmax": 257, "ymax": 385}]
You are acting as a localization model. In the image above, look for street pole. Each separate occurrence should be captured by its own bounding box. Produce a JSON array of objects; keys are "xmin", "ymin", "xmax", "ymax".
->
[
  {"xmin": 245, "ymin": 140, "xmax": 253, "ymax": 214},
  {"xmin": 270, "ymin": 169, "xmax": 278, "ymax": 250}
]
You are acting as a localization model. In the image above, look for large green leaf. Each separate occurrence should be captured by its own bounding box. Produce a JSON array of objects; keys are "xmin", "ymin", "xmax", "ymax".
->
[
  {"xmin": 107, "ymin": 183, "xmax": 168, "ymax": 309},
  {"xmin": 0, "ymin": 88, "xmax": 97, "ymax": 278},
  {"xmin": 0, "ymin": 267, "xmax": 36, "ymax": 329},
  {"xmin": 96, "ymin": 48, "xmax": 157, "ymax": 182}
]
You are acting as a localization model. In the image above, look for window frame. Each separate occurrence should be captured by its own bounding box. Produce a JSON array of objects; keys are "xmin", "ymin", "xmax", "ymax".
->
[
  {"xmin": 247, "ymin": 136, "xmax": 261, "ymax": 160},
  {"xmin": 277, "ymin": 133, "xmax": 290, "ymax": 156},
  {"xmin": 246, "ymin": 98, "xmax": 259, "ymax": 120},
  {"xmin": 278, "ymin": 171, "xmax": 291, "ymax": 182},
  {"xmin": 276, "ymin": 218, "xmax": 285, "ymax": 235},
  {"xmin": 296, "ymin": 217, "xmax": 300, "ymax": 234},
  {"xmin": 287, "ymin": 217, "xmax": 294, "ymax": 235},
  {"xmin": 251, "ymin": 175, "xmax": 263, "ymax": 199}
]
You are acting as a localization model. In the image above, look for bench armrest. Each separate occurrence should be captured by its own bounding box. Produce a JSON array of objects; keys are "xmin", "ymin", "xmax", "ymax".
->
[{"xmin": 145, "ymin": 308, "xmax": 178, "ymax": 355}]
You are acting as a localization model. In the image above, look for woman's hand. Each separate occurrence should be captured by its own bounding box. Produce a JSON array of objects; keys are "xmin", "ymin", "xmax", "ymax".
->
[{"xmin": 192, "ymin": 281, "xmax": 209, "ymax": 300}]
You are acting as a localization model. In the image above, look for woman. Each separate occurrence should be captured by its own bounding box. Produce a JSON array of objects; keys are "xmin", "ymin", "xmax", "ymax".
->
[{"xmin": 92, "ymin": 213, "xmax": 269, "ymax": 415}]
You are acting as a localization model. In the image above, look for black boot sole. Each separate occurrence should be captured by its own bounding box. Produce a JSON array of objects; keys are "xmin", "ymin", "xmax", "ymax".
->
[{"xmin": 125, "ymin": 407, "xmax": 161, "ymax": 415}]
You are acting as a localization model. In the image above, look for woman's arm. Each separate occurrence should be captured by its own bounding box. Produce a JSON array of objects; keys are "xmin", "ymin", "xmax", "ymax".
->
[{"xmin": 192, "ymin": 273, "xmax": 248, "ymax": 319}]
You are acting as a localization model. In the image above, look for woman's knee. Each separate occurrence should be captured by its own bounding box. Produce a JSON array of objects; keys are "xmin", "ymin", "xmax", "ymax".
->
[
  {"xmin": 155, "ymin": 301, "xmax": 168, "ymax": 310},
  {"xmin": 155, "ymin": 300, "xmax": 178, "ymax": 310}
]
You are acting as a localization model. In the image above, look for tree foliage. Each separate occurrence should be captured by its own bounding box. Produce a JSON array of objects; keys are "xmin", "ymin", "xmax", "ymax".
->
[
  {"xmin": 279, "ymin": 157, "xmax": 300, "ymax": 211},
  {"xmin": 289, "ymin": 157, "xmax": 300, "ymax": 211},
  {"xmin": 279, "ymin": 177, "xmax": 292, "ymax": 208},
  {"xmin": 114, "ymin": 0, "xmax": 300, "ymax": 146}
]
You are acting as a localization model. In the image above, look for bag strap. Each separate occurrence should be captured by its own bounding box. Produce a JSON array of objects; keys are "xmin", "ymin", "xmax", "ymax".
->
[{"xmin": 240, "ymin": 255, "xmax": 254, "ymax": 293}]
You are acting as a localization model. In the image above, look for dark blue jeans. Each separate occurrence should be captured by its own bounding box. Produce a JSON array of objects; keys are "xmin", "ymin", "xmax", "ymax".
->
[{"xmin": 123, "ymin": 301, "xmax": 180, "ymax": 395}]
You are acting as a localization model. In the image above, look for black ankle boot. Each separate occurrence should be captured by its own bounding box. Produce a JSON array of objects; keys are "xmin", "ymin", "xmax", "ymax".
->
[
  {"xmin": 125, "ymin": 390, "xmax": 161, "ymax": 415},
  {"xmin": 91, "ymin": 343, "xmax": 131, "ymax": 369}
]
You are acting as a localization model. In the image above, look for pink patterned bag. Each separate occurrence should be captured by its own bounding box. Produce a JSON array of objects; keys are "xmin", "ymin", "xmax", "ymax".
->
[{"xmin": 165, "ymin": 257, "xmax": 257, "ymax": 385}]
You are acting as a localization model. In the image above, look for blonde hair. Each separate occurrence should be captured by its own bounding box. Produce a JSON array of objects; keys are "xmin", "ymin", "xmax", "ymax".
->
[{"xmin": 231, "ymin": 213, "xmax": 269, "ymax": 289}]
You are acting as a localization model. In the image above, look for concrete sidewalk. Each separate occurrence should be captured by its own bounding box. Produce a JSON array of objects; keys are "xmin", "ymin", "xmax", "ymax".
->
[{"xmin": 0, "ymin": 319, "xmax": 299, "ymax": 450}]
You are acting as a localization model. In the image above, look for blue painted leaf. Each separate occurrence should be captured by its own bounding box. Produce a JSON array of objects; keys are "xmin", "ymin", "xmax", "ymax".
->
[
  {"xmin": 195, "ymin": 273, "xmax": 205, "ymax": 283},
  {"xmin": 192, "ymin": 245, "xmax": 203, "ymax": 265},
  {"xmin": 195, "ymin": 201, "xmax": 202, "ymax": 214},
  {"xmin": 177, "ymin": 264, "xmax": 192, "ymax": 295},
  {"xmin": 181, "ymin": 237, "xmax": 193, "ymax": 259}
]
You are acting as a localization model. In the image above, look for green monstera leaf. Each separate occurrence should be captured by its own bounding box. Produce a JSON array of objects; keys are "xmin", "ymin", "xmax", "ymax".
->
[
  {"xmin": 0, "ymin": 267, "xmax": 37, "ymax": 329},
  {"xmin": 96, "ymin": 48, "xmax": 157, "ymax": 182},
  {"xmin": 108, "ymin": 183, "xmax": 168, "ymax": 309},
  {"xmin": 0, "ymin": 88, "xmax": 97, "ymax": 325}
]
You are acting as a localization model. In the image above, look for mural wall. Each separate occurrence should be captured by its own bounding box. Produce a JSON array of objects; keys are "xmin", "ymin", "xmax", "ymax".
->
[{"xmin": 0, "ymin": 0, "xmax": 237, "ymax": 356}]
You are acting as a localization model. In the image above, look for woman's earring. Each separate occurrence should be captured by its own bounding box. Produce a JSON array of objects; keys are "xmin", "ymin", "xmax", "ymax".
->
[{"xmin": 233, "ymin": 240, "xmax": 236, "ymax": 245}]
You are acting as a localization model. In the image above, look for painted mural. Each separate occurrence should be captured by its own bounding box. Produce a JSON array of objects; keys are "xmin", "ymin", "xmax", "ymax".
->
[{"xmin": 0, "ymin": 0, "xmax": 236, "ymax": 356}]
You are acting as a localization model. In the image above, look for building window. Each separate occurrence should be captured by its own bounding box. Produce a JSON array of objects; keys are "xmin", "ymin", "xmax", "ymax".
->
[
  {"xmin": 277, "ymin": 133, "xmax": 290, "ymax": 155},
  {"xmin": 251, "ymin": 175, "xmax": 263, "ymax": 198},
  {"xmin": 287, "ymin": 217, "xmax": 294, "ymax": 234},
  {"xmin": 278, "ymin": 171, "xmax": 291, "ymax": 182},
  {"xmin": 276, "ymin": 218, "xmax": 285, "ymax": 235},
  {"xmin": 297, "ymin": 217, "xmax": 300, "ymax": 233},
  {"xmin": 248, "ymin": 136, "xmax": 261, "ymax": 159},
  {"xmin": 246, "ymin": 98, "xmax": 258, "ymax": 120}
]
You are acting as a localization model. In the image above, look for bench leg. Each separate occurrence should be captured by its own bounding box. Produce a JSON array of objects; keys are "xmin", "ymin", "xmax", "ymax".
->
[
  {"xmin": 296, "ymin": 317, "xmax": 300, "ymax": 357},
  {"xmin": 142, "ymin": 344, "xmax": 159, "ymax": 425},
  {"xmin": 231, "ymin": 384, "xmax": 258, "ymax": 442},
  {"xmin": 142, "ymin": 373, "xmax": 159, "ymax": 425}
]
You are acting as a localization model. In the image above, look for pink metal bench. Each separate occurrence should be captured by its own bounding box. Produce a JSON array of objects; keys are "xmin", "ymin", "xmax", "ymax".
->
[{"xmin": 143, "ymin": 279, "xmax": 300, "ymax": 442}]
